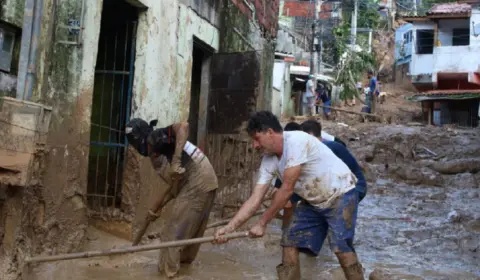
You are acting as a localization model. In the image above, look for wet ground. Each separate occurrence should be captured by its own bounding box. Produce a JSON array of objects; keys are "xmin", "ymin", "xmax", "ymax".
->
[{"xmin": 27, "ymin": 123, "xmax": 480, "ymax": 279}]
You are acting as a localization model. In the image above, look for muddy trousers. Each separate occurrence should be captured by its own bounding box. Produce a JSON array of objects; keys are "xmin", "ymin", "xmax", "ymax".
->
[{"xmin": 158, "ymin": 189, "xmax": 216, "ymax": 277}]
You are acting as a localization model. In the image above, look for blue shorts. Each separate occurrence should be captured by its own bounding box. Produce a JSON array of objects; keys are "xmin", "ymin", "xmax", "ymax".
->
[
  {"xmin": 280, "ymin": 189, "xmax": 359, "ymax": 256},
  {"xmin": 323, "ymin": 100, "xmax": 331, "ymax": 114}
]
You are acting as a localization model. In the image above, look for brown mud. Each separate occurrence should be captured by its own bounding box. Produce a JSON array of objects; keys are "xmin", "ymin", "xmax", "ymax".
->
[{"xmin": 20, "ymin": 121, "xmax": 480, "ymax": 279}]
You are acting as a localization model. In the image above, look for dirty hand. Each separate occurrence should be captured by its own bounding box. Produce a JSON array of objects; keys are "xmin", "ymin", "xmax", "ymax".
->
[
  {"xmin": 213, "ymin": 225, "xmax": 234, "ymax": 244},
  {"xmin": 170, "ymin": 159, "xmax": 185, "ymax": 181},
  {"xmin": 248, "ymin": 221, "xmax": 266, "ymax": 238}
]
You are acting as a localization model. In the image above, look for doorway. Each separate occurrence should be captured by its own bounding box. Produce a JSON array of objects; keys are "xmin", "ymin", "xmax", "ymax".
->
[
  {"xmin": 188, "ymin": 37, "xmax": 213, "ymax": 147},
  {"xmin": 87, "ymin": 0, "xmax": 138, "ymax": 210}
]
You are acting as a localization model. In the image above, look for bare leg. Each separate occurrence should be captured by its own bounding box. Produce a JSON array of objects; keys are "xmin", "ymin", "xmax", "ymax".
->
[
  {"xmin": 335, "ymin": 251, "xmax": 364, "ymax": 280},
  {"xmin": 277, "ymin": 247, "xmax": 301, "ymax": 280}
]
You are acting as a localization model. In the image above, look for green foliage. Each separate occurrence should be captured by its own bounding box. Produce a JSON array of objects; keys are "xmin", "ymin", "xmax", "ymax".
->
[{"xmin": 332, "ymin": 20, "xmax": 377, "ymax": 101}]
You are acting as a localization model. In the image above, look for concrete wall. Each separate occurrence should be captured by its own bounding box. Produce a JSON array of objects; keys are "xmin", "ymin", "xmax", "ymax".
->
[
  {"xmin": 0, "ymin": 0, "xmax": 222, "ymax": 272},
  {"xmin": 433, "ymin": 13, "xmax": 480, "ymax": 79},
  {"xmin": 410, "ymin": 12, "xmax": 480, "ymax": 84},
  {"xmin": 272, "ymin": 60, "xmax": 294, "ymax": 119},
  {"xmin": 410, "ymin": 22, "xmax": 434, "ymax": 76},
  {"xmin": 437, "ymin": 19, "xmax": 469, "ymax": 46},
  {"xmin": 395, "ymin": 23, "xmax": 413, "ymax": 65},
  {"xmin": 0, "ymin": 1, "xmax": 279, "ymax": 275},
  {"xmin": 127, "ymin": 0, "xmax": 221, "ymax": 238}
]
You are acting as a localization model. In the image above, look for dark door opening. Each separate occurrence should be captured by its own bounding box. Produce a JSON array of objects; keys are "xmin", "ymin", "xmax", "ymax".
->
[
  {"xmin": 188, "ymin": 46, "xmax": 204, "ymax": 145},
  {"xmin": 87, "ymin": 0, "xmax": 138, "ymax": 210},
  {"xmin": 188, "ymin": 38, "xmax": 213, "ymax": 145}
]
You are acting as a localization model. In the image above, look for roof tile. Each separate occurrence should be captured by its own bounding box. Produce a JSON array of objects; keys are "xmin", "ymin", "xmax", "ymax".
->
[{"xmin": 427, "ymin": 3, "xmax": 471, "ymax": 15}]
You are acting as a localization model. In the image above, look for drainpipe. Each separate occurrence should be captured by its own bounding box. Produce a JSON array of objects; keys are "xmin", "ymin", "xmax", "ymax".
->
[
  {"xmin": 24, "ymin": 0, "xmax": 44, "ymax": 101},
  {"xmin": 16, "ymin": 0, "xmax": 35, "ymax": 100}
]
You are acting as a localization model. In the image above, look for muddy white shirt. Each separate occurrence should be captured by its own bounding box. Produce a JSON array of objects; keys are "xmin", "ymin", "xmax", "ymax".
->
[{"xmin": 257, "ymin": 131, "xmax": 356, "ymax": 209}]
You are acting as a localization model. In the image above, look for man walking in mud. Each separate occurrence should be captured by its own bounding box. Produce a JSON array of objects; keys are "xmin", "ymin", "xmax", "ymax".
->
[
  {"xmin": 213, "ymin": 111, "xmax": 364, "ymax": 280},
  {"xmin": 125, "ymin": 118, "xmax": 218, "ymax": 278}
]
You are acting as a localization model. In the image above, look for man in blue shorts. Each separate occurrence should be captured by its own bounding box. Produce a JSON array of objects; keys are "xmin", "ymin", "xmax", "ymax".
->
[{"xmin": 213, "ymin": 111, "xmax": 364, "ymax": 280}]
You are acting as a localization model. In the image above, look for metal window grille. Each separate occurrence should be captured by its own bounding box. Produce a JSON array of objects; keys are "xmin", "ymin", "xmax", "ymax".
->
[{"xmin": 87, "ymin": 20, "xmax": 137, "ymax": 210}]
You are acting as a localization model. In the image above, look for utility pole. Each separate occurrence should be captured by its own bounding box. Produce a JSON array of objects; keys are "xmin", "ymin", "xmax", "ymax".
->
[
  {"xmin": 310, "ymin": 0, "xmax": 320, "ymax": 76},
  {"xmin": 310, "ymin": 20, "xmax": 315, "ymax": 75},
  {"xmin": 351, "ymin": 0, "xmax": 358, "ymax": 46},
  {"xmin": 319, "ymin": 24, "xmax": 324, "ymax": 74}
]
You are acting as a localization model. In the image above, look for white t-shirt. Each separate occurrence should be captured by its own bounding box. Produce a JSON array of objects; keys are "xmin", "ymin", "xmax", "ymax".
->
[
  {"xmin": 258, "ymin": 131, "xmax": 356, "ymax": 208},
  {"xmin": 321, "ymin": 131, "xmax": 335, "ymax": 141},
  {"xmin": 305, "ymin": 79, "xmax": 315, "ymax": 98}
]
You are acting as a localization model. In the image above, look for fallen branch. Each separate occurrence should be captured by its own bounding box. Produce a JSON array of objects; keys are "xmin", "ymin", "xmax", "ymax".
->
[
  {"xmin": 316, "ymin": 105, "xmax": 382, "ymax": 121},
  {"xmin": 429, "ymin": 158, "xmax": 480, "ymax": 175},
  {"xmin": 348, "ymin": 70, "xmax": 366, "ymax": 105},
  {"xmin": 25, "ymin": 231, "xmax": 249, "ymax": 264}
]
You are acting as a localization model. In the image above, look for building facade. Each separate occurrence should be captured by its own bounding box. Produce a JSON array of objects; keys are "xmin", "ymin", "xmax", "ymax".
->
[
  {"xmin": 0, "ymin": 0, "xmax": 280, "ymax": 278},
  {"xmin": 397, "ymin": 0, "xmax": 480, "ymax": 127}
]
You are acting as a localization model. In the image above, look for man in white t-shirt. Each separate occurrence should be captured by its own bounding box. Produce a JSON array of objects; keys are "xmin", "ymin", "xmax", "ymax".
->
[{"xmin": 213, "ymin": 111, "xmax": 364, "ymax": 280}]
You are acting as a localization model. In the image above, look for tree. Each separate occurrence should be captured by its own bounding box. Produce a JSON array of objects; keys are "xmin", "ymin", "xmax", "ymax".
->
[{"xmin": 332, "ymin": 22, "xmax": 377, "ymax": 104}]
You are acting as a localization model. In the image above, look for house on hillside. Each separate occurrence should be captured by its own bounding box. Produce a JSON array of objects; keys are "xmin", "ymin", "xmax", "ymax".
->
[{"xmin": 397, "ymin": 0, "xmax": 480, "ymax": 127}]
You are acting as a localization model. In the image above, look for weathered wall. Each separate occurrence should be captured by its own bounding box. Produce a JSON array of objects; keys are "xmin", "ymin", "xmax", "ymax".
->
[
  {"xmin": 124, "ymin": 0, "xmax": 221, "ymax": 238},
  {"xmin": 0, "ymin": 1, "xmax": 101, "ymax": 278},
  {"xmin": 220, "ymin": 0, "xmax": 277, "ymax": 112},
  {"xmin": 0, "ymin": 0, "xmax": 24, "ymax": 28}
]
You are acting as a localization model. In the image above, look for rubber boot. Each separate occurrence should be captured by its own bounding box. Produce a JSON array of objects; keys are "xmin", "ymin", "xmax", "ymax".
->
[
  {"xmin": 336, "ymin": 252, "xmax": 365, "ymax": 280},
  {"xmin": 276, "ymin": 263, "xmax": 301, "ymax": 280}
]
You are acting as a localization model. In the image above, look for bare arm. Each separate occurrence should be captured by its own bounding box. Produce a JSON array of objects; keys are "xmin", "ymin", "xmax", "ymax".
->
[
  {"xmin": 171, "ymin": 122, "xmax": 189, "ymax": 165},
  {"xmin": 259, "ymin": 165, "xmax": 300, "ymax": 226},
  {"xmin": 224, "ymin": 183, "xmax": 271, "ymax": 231}
]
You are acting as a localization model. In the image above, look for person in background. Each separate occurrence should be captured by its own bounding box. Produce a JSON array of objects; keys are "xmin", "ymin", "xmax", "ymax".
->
[
  {"xmin": 316, "ymin": 84, "xmax": 332, "ymax": 120},
  {"xmin": 302, "ymin": 74, "xmax": 316, "ymax": 116},
  {"xmin": 300, "ymin": 120, "xmax": 367, "ymax": 202},
  {"xmin": 364, "ymin": 70, "xmax": 378, "ymax": 113}
]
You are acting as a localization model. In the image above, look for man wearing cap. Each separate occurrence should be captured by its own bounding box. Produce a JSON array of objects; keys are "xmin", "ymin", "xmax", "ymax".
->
[{"xmin": 125, "ymin": 118, "xmax": 218, "ymax": 278}]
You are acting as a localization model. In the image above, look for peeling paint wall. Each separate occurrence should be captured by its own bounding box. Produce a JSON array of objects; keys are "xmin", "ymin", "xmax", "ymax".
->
[
  {"xmin": 0, "ymin": 1, "xmax": 279, "ymax": 273},
  {"xmin": 131, "ymin": 1, "xmax": 219, "ymax": 123},
  {"xmin": 219, "ymin": 0, "xmax": 277, "ymax": 112}
]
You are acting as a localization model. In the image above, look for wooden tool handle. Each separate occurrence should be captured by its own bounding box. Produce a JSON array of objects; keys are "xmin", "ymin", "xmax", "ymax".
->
[{"xmin": 26, "ymin": 231, "xmax": 249, "ymax": 264}]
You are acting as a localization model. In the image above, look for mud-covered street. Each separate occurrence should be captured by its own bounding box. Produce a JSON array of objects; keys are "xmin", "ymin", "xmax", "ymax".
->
[{"xmin": 23, "ymin": 122, "xmax": 480, "ymax": 280}]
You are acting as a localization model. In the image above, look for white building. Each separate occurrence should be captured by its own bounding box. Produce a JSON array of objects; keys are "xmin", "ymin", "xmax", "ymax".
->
[
  {"xmin": 403, "ymin": 1, "xmax": 480, "ymax": 89},
  {"xmin": 398, "ymin": 0, "xmax": 480, "ymax": 127}
]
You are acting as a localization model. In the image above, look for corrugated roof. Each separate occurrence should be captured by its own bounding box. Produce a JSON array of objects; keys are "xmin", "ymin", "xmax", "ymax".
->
[
  {"xmin": 427, "ymin": 3, "xmax": 471, "ymax": 15},
  {"xmin": 413, "ymin": 89, "xmax": 480, "ymax": 96},
  {"xmin": 408, "ymin": 89, "xmax": 480, "ymax": 102}
]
